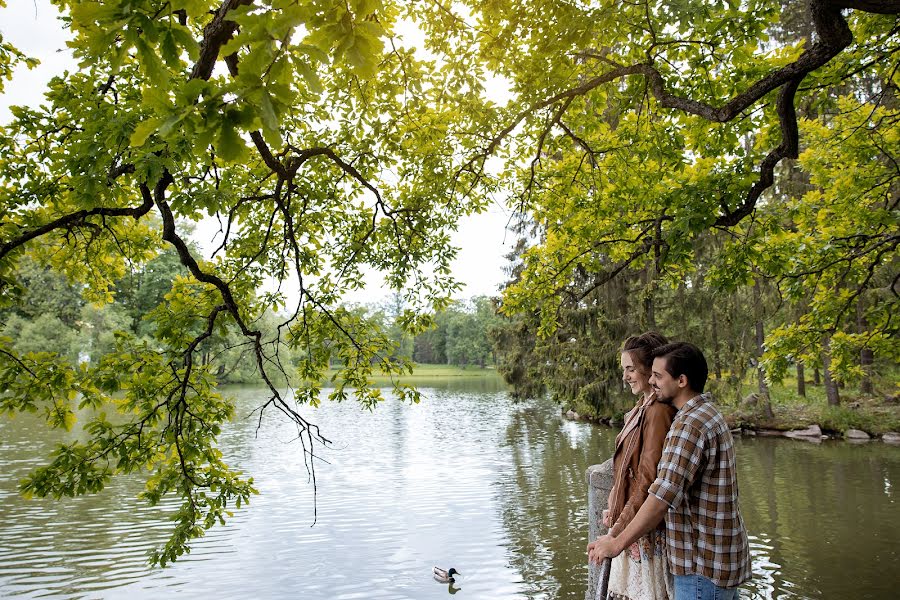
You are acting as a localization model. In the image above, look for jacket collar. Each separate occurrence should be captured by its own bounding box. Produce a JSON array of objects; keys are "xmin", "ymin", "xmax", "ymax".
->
[{"xmin": 616, "ymin": 393, "xmax": 656, "ymax": 445}]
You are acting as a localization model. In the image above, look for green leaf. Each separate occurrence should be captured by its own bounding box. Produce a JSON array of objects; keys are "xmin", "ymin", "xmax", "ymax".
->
[
  {"xmin": 170, "ymin": 25, "xmax": 200, "ymax": 61},
  {"xmin": 130, "ymin": 118, "xmax": 162, "ymax": 147},
  {"xmin": 259, "ymin": 90, "xmax": 279, "ymax": 133},
  {"xmin": 135, "ymin": 37, "xmax": 168, "ymax": 87},
  {"xmin": 215, "ymin": 120, "xmax": 246, "ymax": 162}
]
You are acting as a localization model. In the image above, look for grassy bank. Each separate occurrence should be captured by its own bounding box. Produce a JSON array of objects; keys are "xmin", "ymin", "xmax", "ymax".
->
[
  {"xmin": 325, "ymin": 363, "xmax": 503, "ymax": 384},
  {"xmin": 720, "ymin": 377, "xmax": 900, "ymax": 436},
  {"xmin": 565, "ymin": 374, "xmax": 900, "ymax": 437},
  {"xmin": 400, "ymin": 364, "xmax": 501, "ymax": 378}
]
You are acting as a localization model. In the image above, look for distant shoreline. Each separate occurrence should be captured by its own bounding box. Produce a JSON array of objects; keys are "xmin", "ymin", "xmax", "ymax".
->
[{"xmin": 326, "ymin": 364, "xmax": 504, "ymax": 382}]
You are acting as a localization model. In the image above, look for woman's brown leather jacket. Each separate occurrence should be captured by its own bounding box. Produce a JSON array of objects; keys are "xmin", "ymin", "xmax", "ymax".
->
[{"xmin": 606, "ymin": 395, "xmax": 676, "ymax": 537}]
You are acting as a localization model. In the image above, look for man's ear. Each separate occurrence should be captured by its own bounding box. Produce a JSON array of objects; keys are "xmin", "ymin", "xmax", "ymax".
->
[{"xmin": 677, "ymin": 374, "xmax": 689, "ymax": 389}]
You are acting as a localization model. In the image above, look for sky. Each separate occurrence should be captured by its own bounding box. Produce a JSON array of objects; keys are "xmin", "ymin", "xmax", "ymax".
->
[{"xmin": 0, "ymin": 0, "xmax": 515, "ymax": 303}]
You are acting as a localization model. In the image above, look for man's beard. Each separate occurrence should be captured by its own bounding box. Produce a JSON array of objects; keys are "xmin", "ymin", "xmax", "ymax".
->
[{"xmin": 654, "ymin": 387, "xmax": 674, "ymax": 404}]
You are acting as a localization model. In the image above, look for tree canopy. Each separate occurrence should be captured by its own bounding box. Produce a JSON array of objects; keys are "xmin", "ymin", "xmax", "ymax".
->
[
  {"xmin": 0, "ymin": 0, "xmax": 898, "ymax": 565},
  {"xmin": 443, "ymin": 0, "xmax": 898, "ymax": 408}
]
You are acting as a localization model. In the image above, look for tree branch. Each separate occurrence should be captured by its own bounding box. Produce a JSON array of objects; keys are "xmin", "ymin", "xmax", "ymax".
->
[
  {"xmin": 189, "ymin": 0, "xmax": 254, "ymax": 82},
  {"xmin": 0, "ymin": 188, "xmax": 154, "ymax": 262}
]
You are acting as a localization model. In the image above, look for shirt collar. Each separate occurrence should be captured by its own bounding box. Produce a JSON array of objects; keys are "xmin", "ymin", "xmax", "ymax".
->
[{"xmin": 677, "ymin": 391, "xmax": 712, "ymax": 414}]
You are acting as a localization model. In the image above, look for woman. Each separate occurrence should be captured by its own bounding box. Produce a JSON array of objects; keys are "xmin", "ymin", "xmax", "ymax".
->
[{"xmin": 602, "ymin": 331, "xmax": 675, "ymax": 600}]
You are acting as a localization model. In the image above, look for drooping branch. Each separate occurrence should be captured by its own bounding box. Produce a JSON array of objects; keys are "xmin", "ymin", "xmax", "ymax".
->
[
  {"xmin": 0, "ymin": 187, "xmax": 154, "ymax": 262},
  {"xmin": 573, "ymin": 237, "xmax": 657, "ymax": 303},
  {"xmin": 637, "ymin": 0, "xmax": 853, "ymax": 123},
  {"xmin": 716, "ymin": 76, "xmax": 803, "ymax": 226},
  {"xmin": 151, "ymin": 174, "xmax": 255, "ymax": 342},
  {"xmin": 285, "ymin": 145, "xmax": 389, "ymax": 210}
]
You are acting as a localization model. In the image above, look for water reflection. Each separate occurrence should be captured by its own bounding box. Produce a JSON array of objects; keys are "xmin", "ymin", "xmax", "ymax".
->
[
  {"xmin": 0, "ymin": 385, "xmax": 897, "ymax": 599},
  {"xmin": 737, "ymin": 437, "xmax": 900, "ymax": 599},
  {"xmin": 495, "ymin": 404, "xmax": 615, "ymax": 600}
]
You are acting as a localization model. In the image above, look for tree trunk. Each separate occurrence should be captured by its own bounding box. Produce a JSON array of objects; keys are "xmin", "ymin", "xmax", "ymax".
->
[
  {"xmin": 823, "ymin": 335, "xmax": 840, "ymax": 406},
  {"xmin": 857, "ymin": 301, "xmax": 874, "ymax": 395},
  {"xmin": 860, "ymin": 347, "xmax": 874, "ymax": 394},
  {"xmin": 813, "ymin": 366, "xmax": 821, "ymax": 385},
  {"xmin": 753, "ymin": 280, "xmax": 773, "ymax": 418},
  {"xmin": 642, "ymin": 268, "xmax": 656, "ymax": 330},
  {"xmin": 711, "ymin": 309, "xmax": 723, "ymax": 380},
  {"xmin": 796, "ymin": 361, "xmax": 806, "ymax": 398}
]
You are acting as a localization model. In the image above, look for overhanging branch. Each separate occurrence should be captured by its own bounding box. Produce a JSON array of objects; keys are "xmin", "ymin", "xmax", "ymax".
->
[{"xmin": 490, "ymin": 0, "xmax": 885, "ymax": 229}]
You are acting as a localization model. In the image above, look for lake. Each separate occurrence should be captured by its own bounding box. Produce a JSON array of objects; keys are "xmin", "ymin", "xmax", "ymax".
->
[{"xmin": 1, "ymin": 380, "xmax": 898, "ymax": 599}]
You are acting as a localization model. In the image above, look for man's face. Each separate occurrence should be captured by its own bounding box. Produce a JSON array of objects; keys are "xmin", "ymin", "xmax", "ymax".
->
[{"xmin": 649, "ymin": 356, "xmax": 679, "ymax": 404}]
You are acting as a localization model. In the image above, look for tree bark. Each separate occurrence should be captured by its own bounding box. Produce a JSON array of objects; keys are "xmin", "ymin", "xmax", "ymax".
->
[
  {"xmin": 857, "ymin": 301, "xmax": 874, "ymax": 395},
  {"xmin": 860, "ymin": 347, "xmax": 874, "ymax": 394},
  {"xmin": 642, "ymin": 268, "xmax": 656, "ymax": 330},
  {"xmin": 711, "ymin": 309, "xmax": 723, "ymax": 380},
  {"xmin": 823, "ymin": 335, "xmax": 841, "ymax": 406},
  {"xmin": 753, "ymin": 280, "xmax": 774, "ymax": 418},
  {"xmin": 797, "ymin": 361, "xmax": 806, "ymax": 397}
]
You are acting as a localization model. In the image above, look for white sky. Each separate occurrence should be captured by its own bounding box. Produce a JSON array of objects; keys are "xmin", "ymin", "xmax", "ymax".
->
[{"xmin": 0, "ymin": 0, "xmax": 514, "ymax": 303}]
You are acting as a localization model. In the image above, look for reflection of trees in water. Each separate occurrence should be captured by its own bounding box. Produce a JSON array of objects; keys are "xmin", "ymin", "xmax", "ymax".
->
[
  {"xmin": 737, "ymin": 438, "xmax": 900, "ymax": 599},
  {"xmin": 495, "ymin": 404, "xmax": 616, "ymax": 599},
  {"xmin": 493, "ymin": 412, "xmax": 900, "ymax": 600}
]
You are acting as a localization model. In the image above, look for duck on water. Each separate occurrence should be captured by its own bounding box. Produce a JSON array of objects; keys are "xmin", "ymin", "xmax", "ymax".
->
[{"xmin": 433, "ymin": 567, "xmax": 460, "ymax": 583}]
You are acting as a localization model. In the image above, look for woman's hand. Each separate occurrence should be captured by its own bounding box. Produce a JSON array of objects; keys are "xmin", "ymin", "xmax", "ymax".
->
[
  {"xmin": 587, "ymin": 534, "xmax": 622, "ymax": 564},
  {"xmin": 602, "ymin": 509, "xmax": 611, "ymax": 527}
]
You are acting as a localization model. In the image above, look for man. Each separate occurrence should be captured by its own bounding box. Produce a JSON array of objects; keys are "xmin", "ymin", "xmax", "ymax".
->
[{"xmin": 588, "ymin": 342, "xmax": 751, "ymax": 599}]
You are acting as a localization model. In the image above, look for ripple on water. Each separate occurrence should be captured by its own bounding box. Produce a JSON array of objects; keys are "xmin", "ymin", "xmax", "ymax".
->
[{"xmin": 3, "ymin": 389, "xmax": 898, "ymax": 599}]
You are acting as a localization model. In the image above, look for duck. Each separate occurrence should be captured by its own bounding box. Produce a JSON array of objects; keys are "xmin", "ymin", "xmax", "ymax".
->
[{"xmin": 433, "ymin": 566, "xmax": 460, "ymax": 583}]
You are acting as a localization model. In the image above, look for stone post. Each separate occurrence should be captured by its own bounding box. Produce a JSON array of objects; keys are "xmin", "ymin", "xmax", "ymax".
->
[{"xmin": 585, "ymin": 458, "xmax": 614, "ymax": 600}]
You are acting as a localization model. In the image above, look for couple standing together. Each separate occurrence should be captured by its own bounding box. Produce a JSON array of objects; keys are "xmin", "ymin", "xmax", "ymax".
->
[{"xmin": 588, "ymin": 333, "xmax": 752, "ymax": 600}]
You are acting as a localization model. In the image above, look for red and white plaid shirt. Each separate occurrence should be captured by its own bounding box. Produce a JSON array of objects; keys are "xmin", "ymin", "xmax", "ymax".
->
[{"xmin": 648, "ymin": 393, "xmax": 752, "ymax": 588}]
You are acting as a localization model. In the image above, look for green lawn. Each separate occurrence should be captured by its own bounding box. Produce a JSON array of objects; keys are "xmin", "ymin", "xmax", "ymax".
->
[
  {"xmin": 325, "ymin": 365, "xmax": 503, "ymax": 387},
  {"xmin": 404, "ymin": 364, "xmax": 500, "ymax": 377},
  {"xmin": 325, "ymin": 363, "xmax": 503, "ymax": 383}
]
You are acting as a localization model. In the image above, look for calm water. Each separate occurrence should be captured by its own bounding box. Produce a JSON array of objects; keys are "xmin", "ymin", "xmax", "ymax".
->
[{"xmin": 0, "ymin": 381, "xmax": 898, "ymax": 599}]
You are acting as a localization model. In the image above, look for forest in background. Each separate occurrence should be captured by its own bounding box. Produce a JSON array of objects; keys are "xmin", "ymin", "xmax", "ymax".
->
[
  {"xmin": 1, "ymin": 249, "xmax": 504, "ymax": 383},
  {"xmin": 5, "ymin": 241, "xmax": 897, "ymax": 438}
]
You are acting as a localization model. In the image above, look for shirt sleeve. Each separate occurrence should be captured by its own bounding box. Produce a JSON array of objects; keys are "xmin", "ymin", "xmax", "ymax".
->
[{"xmin": 648, "ymin": 419, "xmax": 705, "ymax": 510}]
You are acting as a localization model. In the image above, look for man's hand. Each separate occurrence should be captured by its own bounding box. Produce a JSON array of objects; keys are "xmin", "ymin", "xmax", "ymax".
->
[{"xmin": 587, "ymin": 534, "xmax": 622, "ymax": 565}]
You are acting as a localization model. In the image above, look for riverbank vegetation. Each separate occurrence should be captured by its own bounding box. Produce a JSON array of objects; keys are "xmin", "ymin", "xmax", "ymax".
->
[
  {"xmin": 0, "ymin": 0, "xmax": 897, "ymax": 566},
  {"xmin": 480, "ymin": 0, "xmax": 899, "ymax": 435}
]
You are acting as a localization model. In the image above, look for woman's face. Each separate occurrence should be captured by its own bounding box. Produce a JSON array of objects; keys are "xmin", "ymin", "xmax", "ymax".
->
[{"xmin": 621, "ymin": 351, "xmax": 651, "ymax": 397}]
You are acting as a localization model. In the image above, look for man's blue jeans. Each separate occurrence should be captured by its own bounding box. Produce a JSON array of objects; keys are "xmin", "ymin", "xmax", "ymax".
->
[{"xmin": 673, "ymin": 574, "xmax": 740, "ymax": 600}]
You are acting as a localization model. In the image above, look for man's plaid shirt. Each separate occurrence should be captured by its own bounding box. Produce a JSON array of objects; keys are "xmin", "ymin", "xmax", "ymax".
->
[{"xmin": 648, "ymin": 393, "xmax": 751, "ymax": 588}]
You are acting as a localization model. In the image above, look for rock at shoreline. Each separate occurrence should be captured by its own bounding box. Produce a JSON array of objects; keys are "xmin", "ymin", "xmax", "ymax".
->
[
  {"xmin": 845, "ymin": 429, "xmax": 871, "ymax": 441},
  {"xmin": 565, "ymin": 410, "xmax": 579, "ymax": 420},
  {"xmin": 882, "ymin": 432, "xmax": 900, "ymax": 445},
  {"xmin": 756, "ymin": 429, "xmax": 784, "ymax": 437},
  {"xmin": 784, "ymin": 424, "xmax": 823, "ymax": 441}
]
